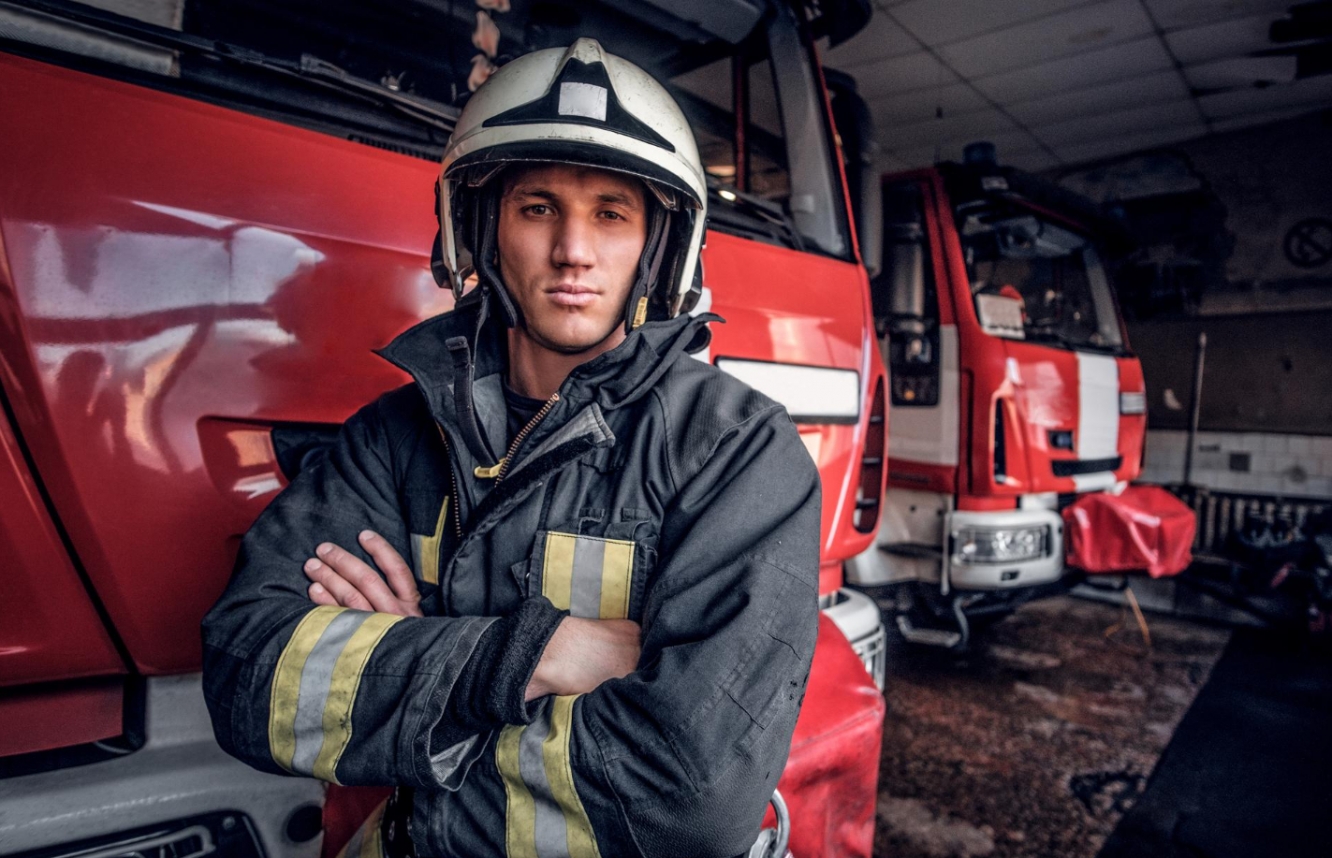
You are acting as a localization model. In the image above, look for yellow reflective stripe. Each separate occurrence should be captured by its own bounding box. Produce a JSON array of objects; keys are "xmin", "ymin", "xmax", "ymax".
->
[
  {"xmin": 418, "ymin": 497, "xmax": 448, "ymax": 585},
  {"xmin": 545, "ymin": 695, "xmax": 601, "ymax": 858},
  {"xmin": 311, "ymin": 613, "xmax": 404, "ymax": 783},
  {"xmin": 497, "ymin": 724, "xmax": 539, "ymax": 858},
  {"xmin": 269, "ymin": 606, "xmax": 345, "ymax": 772},
  {"xmin": 598, "ymin": 541, "xmax": 633, "ymax": 620},
  {"xmin": 542, "ymin": 532, "xmax": 577, "ymax": 611}
]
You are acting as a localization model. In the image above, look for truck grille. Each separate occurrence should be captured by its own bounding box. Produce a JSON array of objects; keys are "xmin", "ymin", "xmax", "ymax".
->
[
  {"xmin": 851, "ymin": 624, "xmax": 888, "ymax": 691},
  {"xmin": 12, "ymin": 813, "xmax": 261, "ymax": 858}
]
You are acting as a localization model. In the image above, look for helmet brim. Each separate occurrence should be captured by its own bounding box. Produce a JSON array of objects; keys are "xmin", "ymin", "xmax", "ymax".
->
[{"xmin": 447, "ymin": 139, "xmax": 703, "ymax": 210}]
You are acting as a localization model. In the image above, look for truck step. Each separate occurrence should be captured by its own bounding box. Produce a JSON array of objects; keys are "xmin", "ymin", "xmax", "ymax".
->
[{"xmin": 896, "ymin": 614, "xmax": 962, "ymax": 648}]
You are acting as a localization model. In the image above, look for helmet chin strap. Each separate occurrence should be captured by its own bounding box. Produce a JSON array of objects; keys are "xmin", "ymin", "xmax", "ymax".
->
[
  {"xmin": 470, "ymin": 183, "xmax": 523, "ymax": 328},
  {"xmin": 622, "ymin": 202, "xmax": 672, "ymax": 334}
]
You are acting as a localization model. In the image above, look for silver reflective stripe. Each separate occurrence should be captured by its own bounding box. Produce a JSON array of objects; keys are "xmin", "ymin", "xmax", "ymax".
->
[
  {"xmin": 519, "ymin": 712, "xmax": 570, "ymax": 858},
  {"xmin": 568, "ymin": 538, "xmax": 606, "ymax": 619},
  {"xmin": 290, "ymin": 610, "xmax": 369, "ymax": 774}
]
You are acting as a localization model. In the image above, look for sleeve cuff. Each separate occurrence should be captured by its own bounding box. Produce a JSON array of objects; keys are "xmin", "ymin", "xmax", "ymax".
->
[
  {"xmin": 437, "ymin": 597, "xmax": 566, "ymax": 737},
  {"xmin": 490, "ymin": 596, "xmax": 567, "ymax": 724}
]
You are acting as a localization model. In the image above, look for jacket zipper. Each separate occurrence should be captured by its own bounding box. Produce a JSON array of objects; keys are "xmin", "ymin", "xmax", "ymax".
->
[
  {"xmin": 494, "ymin": 393, "xmax": 560, "ymax": 483},
  {"xmin": 435, "ymin": 424, "xmax": 464, "ymax": 540}
]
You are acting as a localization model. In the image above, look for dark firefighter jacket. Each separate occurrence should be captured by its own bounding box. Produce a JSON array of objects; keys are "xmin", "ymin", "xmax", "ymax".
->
[{"xmin": 201, "ymin": 291, "xmax": 822, "ymax": 858}]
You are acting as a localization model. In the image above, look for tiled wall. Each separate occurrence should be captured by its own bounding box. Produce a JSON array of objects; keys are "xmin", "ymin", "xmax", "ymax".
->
[{"xmin": 1139, "ymin": 429, "xmax": 1332, "ymax": 499}]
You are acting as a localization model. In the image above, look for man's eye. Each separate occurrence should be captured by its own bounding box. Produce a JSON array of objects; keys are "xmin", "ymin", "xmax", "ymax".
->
[
  {"xmin": 527, "ymin": 204, "xmax": 552, "ymax": 215},
  {"xmin": 600, "ymin": 211, "xmax": 624, "ymax": 221}
]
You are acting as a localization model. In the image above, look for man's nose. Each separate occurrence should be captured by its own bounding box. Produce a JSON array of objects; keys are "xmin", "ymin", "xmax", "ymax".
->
[{"xmin": 551, "ymin": 217, "xmax": 596, "ymax": 268}]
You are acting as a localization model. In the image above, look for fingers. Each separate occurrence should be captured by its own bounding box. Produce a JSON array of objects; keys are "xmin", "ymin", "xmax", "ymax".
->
[
  {"xmin": 358, "ymin": 531, "xmax": 422, "ymax": 616},
  {"xmin": 308, "ymin": 582, "xmax": 339, "ymax": 607},
  {"xmin": 305, "ymin": 542, "xmax": 398, "ymax": 613},
  {"xmin": 304, "ymin": 556, "xmax": 373, "ymax": 610}
]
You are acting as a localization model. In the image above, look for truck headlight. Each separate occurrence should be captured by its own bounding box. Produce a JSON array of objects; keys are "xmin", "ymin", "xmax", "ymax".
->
[
  {"xmin": 953, "ymin": 525, "xmax": 1051, "ymax": 564},
  {"xmin": 1120, "ymin": 391, "xmax": 1147, "ymax": 415}
]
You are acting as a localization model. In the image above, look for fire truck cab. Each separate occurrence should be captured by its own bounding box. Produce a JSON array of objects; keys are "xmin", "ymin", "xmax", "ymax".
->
[
  {"xmin": 848, "ymin": 144, "xmax": 1150, "ymax": 649},
  {"xmin": 0, "ymin": 1, "xmax": 886, "ymax": 856}
]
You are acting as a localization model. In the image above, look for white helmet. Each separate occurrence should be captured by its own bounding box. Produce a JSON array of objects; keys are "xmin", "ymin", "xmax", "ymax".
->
[{"xmin": 432, "ymin": 38, "xmax": 708, "ymax": 331}]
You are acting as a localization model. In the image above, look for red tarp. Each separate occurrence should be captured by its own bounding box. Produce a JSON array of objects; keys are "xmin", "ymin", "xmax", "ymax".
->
[{"xmin": 1063, "ymin": 485, "xmax": 1196, "ymax": 578}]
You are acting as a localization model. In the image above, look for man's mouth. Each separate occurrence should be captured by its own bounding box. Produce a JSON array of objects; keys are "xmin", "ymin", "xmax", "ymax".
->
[{"xmin": 546, "ymin": 284, "xmax": 599, "ymax": 308}]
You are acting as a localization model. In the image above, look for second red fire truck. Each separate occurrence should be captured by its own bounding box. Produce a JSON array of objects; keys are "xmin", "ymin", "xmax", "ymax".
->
[{"xmin": 847, "ymin": 144, "xmax": 1181, "ymax": 649}]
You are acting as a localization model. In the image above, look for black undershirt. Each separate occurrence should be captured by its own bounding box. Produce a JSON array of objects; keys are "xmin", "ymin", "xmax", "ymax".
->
[{"xmin": 503, "ymin": 381, "xmax": 546, "ymax": 443}]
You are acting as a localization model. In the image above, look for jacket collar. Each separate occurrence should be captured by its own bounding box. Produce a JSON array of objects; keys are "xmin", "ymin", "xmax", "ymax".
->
[{"xmin": 377, "ymin": 288, "xmax": 718, "ymax": 443}]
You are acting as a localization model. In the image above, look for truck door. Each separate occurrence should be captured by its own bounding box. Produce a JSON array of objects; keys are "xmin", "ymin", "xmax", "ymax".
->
[{"xmin": 0, "ymin": 391, "xmax": 128, "ymax": 760}]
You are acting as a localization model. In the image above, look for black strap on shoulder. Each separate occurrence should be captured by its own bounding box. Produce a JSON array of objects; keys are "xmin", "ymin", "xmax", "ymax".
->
[{"xmin": 445, "ymin": 335, "xmax": 498, "ymax": 465}]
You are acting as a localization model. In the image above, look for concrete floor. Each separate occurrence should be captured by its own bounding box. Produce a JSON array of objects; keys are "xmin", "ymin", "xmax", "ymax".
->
[{"xmin": 872, "ymin": 596, "xmax": 1232, "ymax": 858}]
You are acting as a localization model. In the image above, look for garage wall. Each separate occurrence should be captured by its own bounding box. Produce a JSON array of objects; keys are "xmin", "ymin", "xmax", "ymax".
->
[
  {"xmin": 1129, "ymin": 310, "xmax": 1332, "ymax": 437},
  {"xmin": 1060, "ymin": 109, "xmax": 1332, "ymax": 318},
  {"xmin": 1059, "ymin": 110, "xmax": 1332, "ymax": 500}
]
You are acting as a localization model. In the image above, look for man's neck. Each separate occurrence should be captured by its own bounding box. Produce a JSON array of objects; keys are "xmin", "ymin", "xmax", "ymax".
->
[{"xmin": 506, "ymin": 326, "xmax": 627, "ymax": 400}]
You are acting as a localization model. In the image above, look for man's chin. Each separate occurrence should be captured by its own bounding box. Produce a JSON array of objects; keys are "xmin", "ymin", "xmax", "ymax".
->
[{"xmin": 525, "ymin": 323, "xmax": 619, "ymax": 356}]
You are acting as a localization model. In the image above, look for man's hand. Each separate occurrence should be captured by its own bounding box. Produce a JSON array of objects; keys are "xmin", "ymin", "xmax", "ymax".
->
[
  {"xmin": 303, "ymin": 530, "xmax": 423, "ymax": 618},
  {"xmin": 526, "ymin": 617, "xmax": 641, "ymax": 701}
]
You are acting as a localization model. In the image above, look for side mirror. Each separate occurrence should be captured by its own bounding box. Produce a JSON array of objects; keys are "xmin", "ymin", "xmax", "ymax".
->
[
  {"xmin": 824, "ymin": 68, "xmax": 882, "ymax": 277},
  {"xmin": 878, "ymin": 183, "xmax": 940, "ymax": 406}
]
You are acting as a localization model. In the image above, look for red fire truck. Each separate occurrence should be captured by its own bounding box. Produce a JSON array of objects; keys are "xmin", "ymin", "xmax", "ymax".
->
[
  {"xmin": 847, "ymin": 145, "xmax": 1162, "ymax": 649},
  {"xmin": 0, "ymin": 1, "xmax": 886, "ymax": 857}
]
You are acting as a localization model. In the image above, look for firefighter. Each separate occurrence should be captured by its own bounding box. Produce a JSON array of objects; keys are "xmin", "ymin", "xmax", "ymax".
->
[{"xmin": 201, "ymin": 39, "xmax": 820, "ymax": 858}]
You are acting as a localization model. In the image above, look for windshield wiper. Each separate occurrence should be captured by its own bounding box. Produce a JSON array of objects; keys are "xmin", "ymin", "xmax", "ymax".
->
[
  {"xmin": 706, "ymin": 178, "xmax": 805, "ymax": 252},
  {"xmin": 1022, "ymin": 330, "xmax": 1075, "ymax": 348},
  {"xmin": 1023, "ymin": 329, "xmax": 1127, "ymax": 355},
  {"xmin": 5, "ymin": 0, "xmax": 460, "ymax": 132}
]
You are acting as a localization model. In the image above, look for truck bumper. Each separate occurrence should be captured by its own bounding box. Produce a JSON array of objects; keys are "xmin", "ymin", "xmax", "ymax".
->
[
  {"xmin": 0, "ymin": 675, "xmax": 324, "ymax": 857},
  {"xmin": 946, "ymin": 506, "xmax": 1064, "ymax": 590}
]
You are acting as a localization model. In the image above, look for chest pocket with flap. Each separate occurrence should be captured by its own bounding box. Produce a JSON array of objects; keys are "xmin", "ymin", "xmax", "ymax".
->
[{"xmin": 532, "ymin": 531, "xmax": 636, "ymax": 620}]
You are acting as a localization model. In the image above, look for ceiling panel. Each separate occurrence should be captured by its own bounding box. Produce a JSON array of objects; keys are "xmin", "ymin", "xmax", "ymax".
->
[
  {"xmin": 887, "ymin": 0, "xmax": 1088, "ymax": 47},
  {"xmin": 1031, "ymin": 99, "xmax": 1200, "ymax": 147},
  {"xmin": 1210, "ymin": 106, "xmax": 1319, "ymax": 135},
  {"xmin": 1197, "ymin": 75, "xmax": 1332, "ymax": 119},
  {"xmin": 971, "ymin": 36, "xmax": 1174, "ymax": 104},
  {"xmin": 1144, "ymin": 0, "xmax": 1294, "ymax": 31},
  {"xmin": 843, "ymin": 3, "xmax": 1331, "ymax": 175},
  {"xmin": 880, "ymin": 107, "xmax": 1020, "ymax": 149},
  {"xmin": 1006, "ymin": 70, "xmax": 1190, "ymax": 127},
  {"xmin": 1185, "ymin": 56, "xmax": 1297, "ymax": 90},
  {"xmin": 1053, "ymin": 122, "xmax": 1207, "ymax": 164},
  {"xmin": 821, "ymin": 14, "xmax": 919, "ymax": 70},
  {"xmin": 1165, "ymin": 13, "xmax": 1278, "ymax": 65},
  {"xmin": 867, "ymin": 82, "xmax": 990, "ymax": 126},
  {"xmin": 854, "ymin": 50, "xmax": 960, "ymax": 100},
  {"xmin": 937, "ymin": 0, "xmax": 1154, "ymax": 80}
]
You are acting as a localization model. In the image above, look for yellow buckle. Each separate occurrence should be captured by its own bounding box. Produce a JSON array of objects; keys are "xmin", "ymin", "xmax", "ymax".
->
[{"xmin": 473, "ymin": 459, "xmax": 506, "ymax": 479}]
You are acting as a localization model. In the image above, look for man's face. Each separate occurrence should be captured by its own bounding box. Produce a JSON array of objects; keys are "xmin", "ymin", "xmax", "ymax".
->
[{"xmin": 497, "ymin": 163, "xmax": 648, "ymax": 354}]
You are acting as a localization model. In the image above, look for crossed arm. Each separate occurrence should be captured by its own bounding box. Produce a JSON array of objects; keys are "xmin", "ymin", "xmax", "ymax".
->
[{"xmin": 302, "ymin": 530, "xmax": 641, "ymax": 701}]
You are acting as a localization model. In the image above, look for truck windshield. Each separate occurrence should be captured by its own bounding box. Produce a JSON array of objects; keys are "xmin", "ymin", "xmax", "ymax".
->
[
  {"xmin": 2, "ymin": 0, "xmax": 848, "ymax": 257},
  {"xmin": 958, "ymin": 203, "xmax": 1124, "ymax": 351}
]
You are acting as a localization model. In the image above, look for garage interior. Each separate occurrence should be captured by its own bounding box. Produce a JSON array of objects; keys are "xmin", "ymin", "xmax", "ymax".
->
[
  {"xmin": 1, "ymin": 1, "xmax": 1331, "ymax": 858},
  {"xmin": 822, "ymin": 2, "xmax": 1332, "ymax": 856}
]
